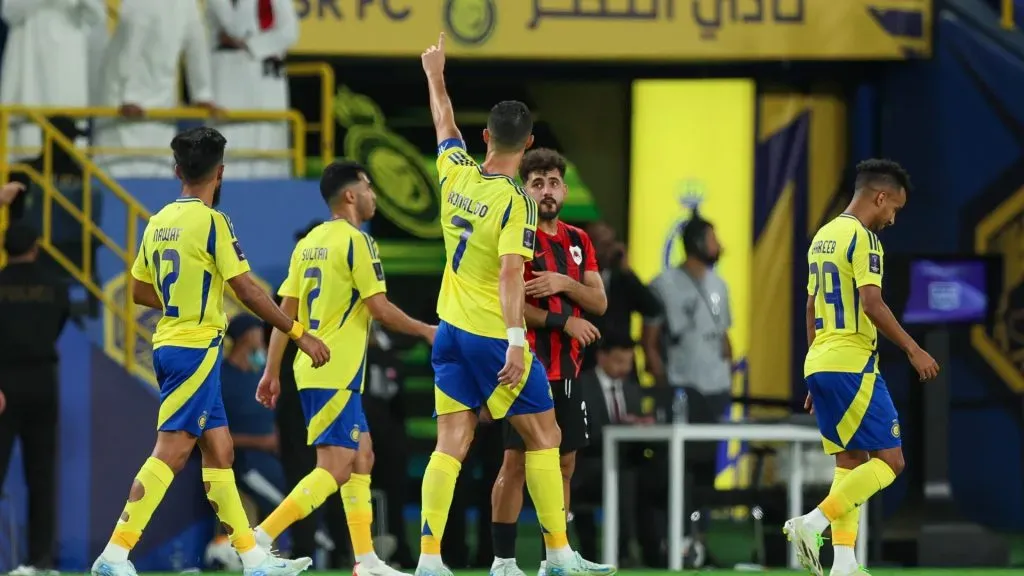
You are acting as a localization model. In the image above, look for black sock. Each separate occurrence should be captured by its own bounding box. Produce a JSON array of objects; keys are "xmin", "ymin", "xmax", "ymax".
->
[{"xmin": 492, "ymin": 522, "xmax": 517, "ymax": 559}]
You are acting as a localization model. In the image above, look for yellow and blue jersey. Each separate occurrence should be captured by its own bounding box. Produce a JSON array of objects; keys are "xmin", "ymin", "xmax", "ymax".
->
[
  {"xmin": 278, "ymin": 220, "xmax": 387, "ymax": 392},
  {"xmin": 131, "ymin": 197, "xmax": 250, "ymax": 349},
  {"xmin": 804, "ymin": 214, "xmax": 885, "ymax": 376},
  {"xmin": 435, "ymin": 138, "xmax": 539, "ymax": 339}
]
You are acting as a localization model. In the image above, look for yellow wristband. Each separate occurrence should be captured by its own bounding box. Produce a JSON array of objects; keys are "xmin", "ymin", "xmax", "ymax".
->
[{"xmin": 287, "ymin": 322, "xmax": 304, "ymax": 340}]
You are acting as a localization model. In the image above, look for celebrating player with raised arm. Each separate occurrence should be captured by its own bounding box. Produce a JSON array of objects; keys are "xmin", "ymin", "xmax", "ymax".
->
[
  {"xmin": 490, "ymin": 148, "xmax": 613, "ymax": 576},
  {"xmin": 785, "ymin": 159, "xmax": 939, "ymax": 576},
  {"xmin": 251, "ymin": 161, "xmax": 435, "ymax": 576},
  {"xmin": 92, "ymin": 127, "xmax": 327, "ymax": 576},
  {"xmin": 418, "ymin": 33, "xmax": 607, "ymax": 576}
]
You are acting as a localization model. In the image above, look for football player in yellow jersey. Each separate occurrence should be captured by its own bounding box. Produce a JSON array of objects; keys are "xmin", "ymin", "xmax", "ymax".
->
[
  {"xmin": 251, "ymin": 160, "xmax": 435, "ymax": 576},
  {"xmin": 784, "ymin": 159, "xmax": 939, "ymax": 576},
  {"xmin": 418, "ymin": 34, "xmax": 611, "ymax": 576},
  {"xmin": 92, "ymin": 127, "xmax": 329, "ymax": 576}
]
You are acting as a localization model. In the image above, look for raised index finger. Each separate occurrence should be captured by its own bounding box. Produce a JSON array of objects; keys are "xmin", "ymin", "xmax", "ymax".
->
[{"xmin": 438, "ymin": 32, "xmax": 446, "ymax": 49}]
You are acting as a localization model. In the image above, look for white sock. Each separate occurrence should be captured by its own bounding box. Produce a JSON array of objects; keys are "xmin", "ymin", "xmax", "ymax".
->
[
  {"xmin": 238, "ymin": 546, "xmax": 268, "ymax": 568},
  {"xmin": 545, "ymin": 546, "xmax": 573, "ymax": 564},
  {"xmin": 357, "ymin": 552, "xmax": 381, "ymax": 568},
  {"xmin": 491, "ymin": 557, "xmax": 516, "ymax": 567},
  {"xmin": 101, "ymin": 543, "xmax": 129, "ymax": 563},
  {"xmin": 833, "ymin": 545, "xmax": 857, "ymax": 570},
  {"xmin": 253, "ymin": 526, "xmax": 272, "ymax": 548},
  {"xmin": 418, "ymin": 553, "xmax": 443, "ymax": 569},
  {"xmin": 804, "ymin": 507, "xmax": 830, "ymax": 533}
]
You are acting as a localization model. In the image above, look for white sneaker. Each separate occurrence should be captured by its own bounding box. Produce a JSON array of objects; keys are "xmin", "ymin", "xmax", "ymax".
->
[
  {"xmin": 243, "ymin": 553, "xmax": 312, "ymax": 576},
  {"xmin": 414, "ymin": 564, "xmax": 453, "ymax": 576},
  {"xmin": 783, "ymin": 516, "xmax": 824, "ymax": 576},
  {"xmin": 830, "ymin": 566, "xmax": 870, "ymax": 576},
  {"xmin": 490, "ymin": 558, "xmax": 526, "ymax": 576},
  {"xmin": 90, "ymin": 557, "xmax": 137, "ymax": 576},
  {"xmin": 356, "ymin": 562, "xmax": 411, "ymax": 576},
  {"xmin": 546, "ymin": 552, "xmax": 616, "ymax": 576},
  {"xmin": 11, "ymin": 566, "xmax": 58, "ymax": 576}
]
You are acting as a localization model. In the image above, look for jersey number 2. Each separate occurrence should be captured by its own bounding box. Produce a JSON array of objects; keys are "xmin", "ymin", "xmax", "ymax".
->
[
  {"xmin": 810, "ymin": 261, "xmax": 845, "ymax": 329},
  {"xmin": 152, "ymin": 249, "xmax": 180, "ymax": 317},
  {"xmin": 304, "ymin": 267, "xmax": 323, "ymax": 330},
  {"xmin": 451, "ymin": 216, "xmax": 474, "ymax": 273}
]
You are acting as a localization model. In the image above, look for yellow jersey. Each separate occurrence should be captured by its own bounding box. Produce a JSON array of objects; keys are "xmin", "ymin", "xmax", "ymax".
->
[
  {"xmin": 435, "ymin": 138, "xmax": 539, "ymax": 338},
  {"xmin": 804, "ymin": 214, "xmax": 885, "ymax": 376},
  {"xmin": 130, "ymin": 197, "xmax": 251, "ymax": 349},
  {"xmin": 278, "ymin": 220, "xmax": 387, "ymax": 391}
]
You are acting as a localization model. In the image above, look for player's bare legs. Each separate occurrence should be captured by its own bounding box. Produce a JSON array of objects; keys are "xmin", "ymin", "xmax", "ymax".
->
[
  {"xmin": 348, "ymin": 434, "xmax": 407, "ymax": 576},
  {"xmin": 786, "ymin": 447, "xmax": 904, "ymax": 576}
]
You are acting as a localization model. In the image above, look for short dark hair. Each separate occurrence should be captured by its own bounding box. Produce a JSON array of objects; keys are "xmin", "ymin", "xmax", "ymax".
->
[
  {"xmin": 518, "ymin": 148, "xmax": 566, "ymax": 182},
  {"xmin": 599, "ymin": 333, "xmax": 636, "ymax": 352},
  {"xmin": 3, "ymin": 222, "xmax": 38, "ymax": 257},
  {"xmin": 854, "ymin": 159, "xmax": 911, "ymax": 195},
  {"xmin": 487, "ymin": 100, "xmax": 533, "ymax": 152},
  {"xmin": 171, "ymin": 127, "xmax": 226, "ymax": 184},
  {"xmin": 320, "ymin": 160, "xmax": 368, "ymax": 205}
]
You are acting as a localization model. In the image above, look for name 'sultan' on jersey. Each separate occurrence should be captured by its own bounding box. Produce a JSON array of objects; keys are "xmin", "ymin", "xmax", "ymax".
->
[
  {"xmin": 301, "ymin": 247, "xmax": 329, "ymax": 262},
  {"xmin": 447, "ymin": 191, "xmax": 489, "ymax": 217}
]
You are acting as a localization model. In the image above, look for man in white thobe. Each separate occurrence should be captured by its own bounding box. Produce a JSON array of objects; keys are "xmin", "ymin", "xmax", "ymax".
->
[
  {"xmin": 94, "ymin": 0, "xmax": 217, "ymax": 178},
  {"xmin": 207, "ymin": 0, "xmax": 296, "ymax": 179},
  {"xmin": 1, "ymin": 0, "xmax": 106, "ymax": 160}
]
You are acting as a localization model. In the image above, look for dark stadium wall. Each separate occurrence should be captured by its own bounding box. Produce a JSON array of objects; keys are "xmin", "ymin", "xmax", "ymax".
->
[{"xmin": 877, "ymin": 7, "xmax": 1024, "ymax": 530}]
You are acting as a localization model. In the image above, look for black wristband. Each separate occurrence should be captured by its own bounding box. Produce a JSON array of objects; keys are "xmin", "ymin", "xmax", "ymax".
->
[{"xmin": 545, "ymin": 312, "xmax": 569, "ymax": 330}]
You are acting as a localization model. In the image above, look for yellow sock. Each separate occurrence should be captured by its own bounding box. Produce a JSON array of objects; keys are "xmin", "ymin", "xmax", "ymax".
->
[
  {"xmin": 260, "ymin": 467, "xmax": 338, "ymax": 539},
  {"xmin": 110, "ymin": 457, "xmax": 175, "ymax": 550},
  {"xmin": 420, "ymin": 451, "xmax": 461, "ymax": 555},
  {"xmin": 341, "ymin": 473, "xmax": 375, "ymax": 558},
  {"xmin": 829, "ymin": 467, "xmax": 859, "ymax": 547},
  {"xmin": 525, "ymin": 448, "xmax": 568, "ymax": 550},
  {"xmin": 203, "ymin": 468, "xmax": 257, "ymax": 553},
  {"xmin": 819, "ymin": 459, "xmax": 896, "ymax": 522}
]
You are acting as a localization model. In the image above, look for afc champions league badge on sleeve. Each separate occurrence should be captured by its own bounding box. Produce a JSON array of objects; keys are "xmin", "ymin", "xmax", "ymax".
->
[{"xmin": 662, "ymin": 179, "xmax": 707, "ymax": 271}]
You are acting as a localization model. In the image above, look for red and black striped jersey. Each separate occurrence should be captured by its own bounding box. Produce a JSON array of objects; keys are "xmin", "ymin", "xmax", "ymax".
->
[{"xmin": 525, "ymin": 221, "xmax": 599, "ymax": 381}]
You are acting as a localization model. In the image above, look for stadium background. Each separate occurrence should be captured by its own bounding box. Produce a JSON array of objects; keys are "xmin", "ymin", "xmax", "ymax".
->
[{"xmin": 0, "ymin": 0, "xmax": 1023, "ymax": 572}]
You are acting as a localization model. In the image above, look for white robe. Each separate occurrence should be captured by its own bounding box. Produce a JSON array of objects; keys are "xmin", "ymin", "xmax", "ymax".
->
[
  {"xmin": 0, "ymin": 0, "xmax": 105, "ymax": 158},
  {"xmin": 94, "ymin": 0, "xmax": 214, "ymax": 178},
  {"xmin": 207, "ymin": 0, "xmax": 296, "ymax": 179}
]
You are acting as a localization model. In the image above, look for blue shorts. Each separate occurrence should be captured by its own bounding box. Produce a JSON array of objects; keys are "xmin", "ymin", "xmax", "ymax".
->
[
  {"xmin": 299, "ymin": 388, "xmax": 369, "ymax": 450},
  {"xmin": 431, "ymin": 321, "xmax": 554, "ymax": 419},
  {"xmin": 806, "ymin": 368, "xmax": 902, "ymax": 455},
  {"xmin": 153, "ymin": 340, "xmax": 228, "ymax": 437}
]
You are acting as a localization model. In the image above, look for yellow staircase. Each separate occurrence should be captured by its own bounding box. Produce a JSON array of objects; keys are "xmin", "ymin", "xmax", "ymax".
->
[{"xmin": 0, "ymin": 63, "xmax": 338, "ymax": 384}]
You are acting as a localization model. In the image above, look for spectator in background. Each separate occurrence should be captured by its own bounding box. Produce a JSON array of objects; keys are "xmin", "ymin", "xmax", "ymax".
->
[
  {"xmin": 582, "ymin": 221, "xmax": 661, "ymax": 372},
  {"xmin": 94, "ymin": 0, "xmax": 218, "ymax": 178},
  {"xmin": 641, "ymin": 211, "xmax": 732, "ymax": 563},
  {"xmin": 207, "ymin": 0, "xmax": 298, "ymax": 178},
  {"xmin": 0, "ymin": 223, "xmax": 69, "ymax": 576},
  {"xmin": 0, "ymin": 181, "xmax": 26, "ymax": 213},
  {"xmin": 0, "ymin": 0, "xmax": 105, "ymax": 160},
  {"xmin": 574, "ymin": 336, "xmax": 649, "ymax": 564}
]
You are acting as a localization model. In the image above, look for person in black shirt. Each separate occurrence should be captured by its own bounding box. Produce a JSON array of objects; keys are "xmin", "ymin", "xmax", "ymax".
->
[{"xmin": 0, "ymin": 223, "xmax": 69, "ymax": 573}]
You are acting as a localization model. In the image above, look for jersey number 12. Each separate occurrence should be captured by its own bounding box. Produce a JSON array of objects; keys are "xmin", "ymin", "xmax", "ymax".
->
[{"xmin": 810, "ymin": 261, "xmax": 846, "ymax": 329}]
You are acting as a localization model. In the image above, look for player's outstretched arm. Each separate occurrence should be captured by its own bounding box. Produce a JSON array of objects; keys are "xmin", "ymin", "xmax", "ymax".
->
[
  {"xmin": 363, "ymin": 293, "xmax": 435, "ymax": 343},
  {"xmin": 228, "ymin": 273, "xmax": 330, "ymax": 368},
  {"xmin": 859, "ymin": 285, "xmax": 938, "ymax": 380},
  {"xmin": 131, "ymin": 278, "xmax": 163, "ymax": 310},
  {"xmin": 421, "ymin": 32, "xmax": 462, "ymax": 145}
]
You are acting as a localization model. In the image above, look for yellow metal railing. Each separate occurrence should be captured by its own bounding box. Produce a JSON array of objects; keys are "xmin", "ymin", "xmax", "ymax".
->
[
  {"xmin": 1004, "ymin": 0, "xmax": 1016, "ymax": 30},
  {"xmin": 287, "ymin": 62, "xmax": 337, "ymax": 168},
  {"xmin": 4, "ymin": 105, "xmax": 307, "ymax": 176}
]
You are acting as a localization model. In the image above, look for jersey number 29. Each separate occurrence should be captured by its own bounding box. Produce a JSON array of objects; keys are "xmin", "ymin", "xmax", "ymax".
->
[{"xmin": 810, "ymin": 261, "xmax": 846, "ymax": 329}]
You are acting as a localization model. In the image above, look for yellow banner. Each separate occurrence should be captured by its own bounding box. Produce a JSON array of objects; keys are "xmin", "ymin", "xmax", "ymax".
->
[
  {"xmin": 628, "ymin": 79, "xmax": 754, "ymax": 489},
  {"xmin": 294, "ymin": 0, "xmax": 930, "ymax": 59}
]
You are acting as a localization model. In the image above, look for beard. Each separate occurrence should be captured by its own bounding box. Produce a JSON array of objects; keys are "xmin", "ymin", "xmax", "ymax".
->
[
  {"xmin": 539, "ymin": 199, "xmax": 562, "ymax": 221},
  {"xmin": 212, "ymin": 181, "xmax": 222, "ymax": 207}
]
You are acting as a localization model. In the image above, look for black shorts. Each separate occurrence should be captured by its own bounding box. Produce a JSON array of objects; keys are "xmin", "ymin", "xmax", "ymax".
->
[{"xmin": 504, "ymin": 378, "xmax": 589, "ymax": 453}]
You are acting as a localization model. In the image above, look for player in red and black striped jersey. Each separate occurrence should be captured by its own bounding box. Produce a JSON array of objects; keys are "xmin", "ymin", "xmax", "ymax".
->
[{"xmin": 489, "ymin": 149, "xmax": 612, "ymax": 576}]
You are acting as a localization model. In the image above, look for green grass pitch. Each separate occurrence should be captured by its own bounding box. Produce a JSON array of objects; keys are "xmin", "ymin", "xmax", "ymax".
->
[{"xmin": 146, "ymin": 571, "xmax": 1024, "ymax": 576}]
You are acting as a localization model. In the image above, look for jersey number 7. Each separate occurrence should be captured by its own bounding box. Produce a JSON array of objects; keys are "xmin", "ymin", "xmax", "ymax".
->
[
  {"xmin": 810, "ymin": 261, "xmax": 846, "ymax": 329},
  {"xmin": 451, "ymin": 216, "xmax": 474, "ymax": 273}
]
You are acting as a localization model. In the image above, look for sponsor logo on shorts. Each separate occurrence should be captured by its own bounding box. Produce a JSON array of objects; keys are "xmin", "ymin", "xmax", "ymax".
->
[
  {"xmin": 350, "ymin": 425, "xmax": 361, "ymax": 443},
  {"xmin": 198, "ymin": 411, "xmax": 209, "ymax": 430}
]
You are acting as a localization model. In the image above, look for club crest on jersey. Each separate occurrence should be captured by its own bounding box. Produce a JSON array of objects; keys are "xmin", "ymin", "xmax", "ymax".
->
[
  {"xmin": 869, "ymin": 253, "xmax": 881, "ymax": 274},
  {"xmin": 890, "ymin": 420, "xmax": 901, "ymax": 439},
  {"xmin": 570, "ymin": 245, "xmax": 583, "ymax": 265}
]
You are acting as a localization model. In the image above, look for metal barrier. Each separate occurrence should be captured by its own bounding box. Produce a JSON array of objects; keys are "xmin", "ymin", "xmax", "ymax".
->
[
  {"xmin": 286, "ymin": 62, "xmax": 337, "ymax": 168},
  {"xmin": 2, "ymin": 105, "xmax": 307, "ymax": 176}
]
